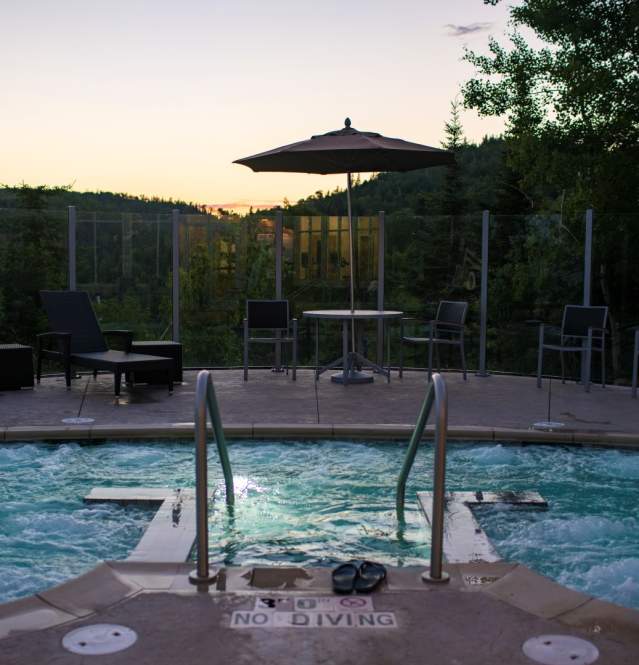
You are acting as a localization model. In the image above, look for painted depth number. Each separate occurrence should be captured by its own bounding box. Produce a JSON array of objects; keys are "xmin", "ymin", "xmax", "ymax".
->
[{"xmin": 230, "ymin": 596, "xmax": 398, "ymax": 630}]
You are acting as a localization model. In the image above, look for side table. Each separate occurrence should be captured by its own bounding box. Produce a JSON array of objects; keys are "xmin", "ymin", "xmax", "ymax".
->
[
  {"xmin": 0, "ymin": 344, "xmax": 34, "ymax": 389},
  {"xmin": 126, "ymin": 341, "xmax": 183, "ymax": 384}
]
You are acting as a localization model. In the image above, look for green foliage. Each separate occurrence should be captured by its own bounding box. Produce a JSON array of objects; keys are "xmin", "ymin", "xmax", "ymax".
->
[
  {"xmin": 284, "ymin": 136, "xmax": 507, "ymax": 218},
  {"xmin": 463, "ymin": 0, "xmax": 639, "ymax": 377},
  {"xmin": 0, "ymin": 187, "xmax": 67, "ymax": 344},
  {"xmin": 440, "ymin": 99, "xmax": 467, "ymax": 216},
  {"xmin": 462, "ymin": 0, "xmax": 639, "ymax": 212},
  {"xmin": 0, "ymin": 184, "xmax": 203, "ymax": 214}
]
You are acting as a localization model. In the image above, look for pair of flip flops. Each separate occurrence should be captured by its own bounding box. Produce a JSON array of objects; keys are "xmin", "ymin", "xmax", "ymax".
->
[{"xmin": 332, "ymin": 560, "xmax": 387, "ymax": 594}]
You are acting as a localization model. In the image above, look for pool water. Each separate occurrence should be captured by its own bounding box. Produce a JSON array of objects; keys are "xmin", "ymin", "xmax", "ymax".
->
[{"xmin": 0, "ymin": 440, "xmax": 638, "ymax": 611}]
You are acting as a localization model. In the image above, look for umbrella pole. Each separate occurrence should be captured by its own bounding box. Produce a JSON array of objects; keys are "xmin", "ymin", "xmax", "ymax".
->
[{"xmin": 346, "ymin": 172, "xmax": 356, "ymax": 355}]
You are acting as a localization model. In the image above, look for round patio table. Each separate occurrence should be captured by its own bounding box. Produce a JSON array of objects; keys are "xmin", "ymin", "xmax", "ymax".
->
[{"xmin": 303, "ymin": 309, "xmax": 403, "ymax": 384}]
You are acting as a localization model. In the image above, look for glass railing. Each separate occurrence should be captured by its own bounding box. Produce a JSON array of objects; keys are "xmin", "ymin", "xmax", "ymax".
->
[
  {"xmin": 592, "ymin": 212, "xmax": 639, "ymax": 384},
  {"xmin": 3, "ymin": 206, "xmax": 636, "ymax": 383},
  {"xmin": 76, "ymin": 211, "xmax": 173, "ymax": 341},
  {"xmin": 488, "ymin": 213, "xmax": 584, "ymax": 377},
  {"xmin": 385, "ymin": 212, "xmax": 482, "ymax": 370},
  {"xmin": 0, "ymin": 208, "xmax": 68, "ymax": 348},
  {"xmin": 283, "ymin": 215, "xmax": 379, "ymax": 366},
  {"xmin": 179, "ymin": 211, "xmax": 276, "ymax": 366}
]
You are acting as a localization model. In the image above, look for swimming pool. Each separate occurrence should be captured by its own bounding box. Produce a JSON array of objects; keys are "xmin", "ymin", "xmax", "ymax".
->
[{"xmin": 1, "ymin": 440, "xmax": 638, "ymax": 610}]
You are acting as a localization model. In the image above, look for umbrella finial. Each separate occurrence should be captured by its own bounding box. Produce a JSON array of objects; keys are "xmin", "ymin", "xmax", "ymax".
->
[{"xmin": 344, "ymin": 117, "xmax": 351, "ymax": 128}]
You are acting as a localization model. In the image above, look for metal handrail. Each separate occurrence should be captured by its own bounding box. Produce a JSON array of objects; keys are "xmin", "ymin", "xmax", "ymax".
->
[
  {"xmin": 396, "ymin": 373, "xmax": 449, "ymax": 583},
  {"xmin": 189, "ymin": 370, "xmax": 235, "ymax": 585}
]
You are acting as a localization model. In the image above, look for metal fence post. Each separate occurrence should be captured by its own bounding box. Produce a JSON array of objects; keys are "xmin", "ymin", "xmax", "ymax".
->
[
  {"xmin": 583, "ymin": 208, "xmax": 593, "ymax": 306},
  {"xmin": 68, "ymin": 206, "xmax": 76, "ymax": 290},
  {"xmin": 376, "ymin": 211, "xmax": 385, "ymax": 366},
  {"xmin": 172, "ymin": 209, "xmax": 180, "ymax": 342},
  {"xmin": 581, "ymin": 208, "xmax": 594, "ymax": 384},
  {"xmin": 275, "ymin": 209, "xmax": 283, "ymax": 370},
  {"xmin": 476, "ymin": 210, "xmax": 490, "ymax": 377}
]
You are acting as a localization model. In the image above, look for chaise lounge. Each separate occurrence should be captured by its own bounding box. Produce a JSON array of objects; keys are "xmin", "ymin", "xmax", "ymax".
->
[{"xmin": 37, "ymin": 290, "xmax": 174, "ymax": 396}]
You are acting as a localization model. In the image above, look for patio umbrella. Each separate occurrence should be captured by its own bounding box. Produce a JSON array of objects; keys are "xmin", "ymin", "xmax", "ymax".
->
[{"xmin": 234, "ymin": 118, "xmax": 454, "ymax": 353}]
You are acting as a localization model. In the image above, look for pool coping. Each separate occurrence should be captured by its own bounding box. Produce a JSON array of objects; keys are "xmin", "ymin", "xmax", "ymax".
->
[
  {"xmin": 1, "ymin": 561, "xmax": 638, "ymax": 650},
  {"xmin": 1, "ymin": 422, "xmax": 639, "ymax": 447}
]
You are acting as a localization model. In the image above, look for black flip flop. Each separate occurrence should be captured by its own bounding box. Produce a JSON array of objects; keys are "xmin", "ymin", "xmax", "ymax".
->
[
  {"xmin": 332, "ymin": 562, "xmax": 359, "ymax": 594},
  {"xmin": 354, "ymin": 561, "xmax": 387, "ymax": 594}
]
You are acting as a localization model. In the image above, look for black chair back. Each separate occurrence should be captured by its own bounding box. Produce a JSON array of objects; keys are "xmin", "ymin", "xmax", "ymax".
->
[
  {"xmin": 437, "ymin": 301, "xmax": 468, "ymax": 327},
  {"xmin": 40, "ymin": 290, "xmax": 107, "ymax": 353},
  {"xmin": 247, "ymin": 300, "xmax": 289, "ymax": 330},
  {"xmin": 562, "ymin": 305, "xmax": 608, "ymax": 339}
]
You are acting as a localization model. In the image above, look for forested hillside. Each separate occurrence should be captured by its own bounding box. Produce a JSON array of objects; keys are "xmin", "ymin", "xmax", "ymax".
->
[
  {"xmin": 0, "ymin": 185, "xmax": 203, "ymax": 214},
  {"xmin": 283, "ymin": 136, "xmax": 532, "ymax": 218}
]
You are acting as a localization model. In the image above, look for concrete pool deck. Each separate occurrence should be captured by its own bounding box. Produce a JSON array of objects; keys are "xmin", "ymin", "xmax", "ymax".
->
[
  {"xmin": 1, "ymin": 561, "xmax": 638, "ymax": 664},
  {"xmin": 0, "ymin": 369, "xmax": 637, "ymax": 445}
]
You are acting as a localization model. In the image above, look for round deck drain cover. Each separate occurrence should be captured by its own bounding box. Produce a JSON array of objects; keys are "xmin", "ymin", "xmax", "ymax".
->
[
  {"xmin": 61, "ymin": 417, "xmax": 95, "ymax": 425},
  {"xmin": 62, "ymin": 624, "xmax": 137, "ymax": 655},
  {"xmin": 522, "ymin": 635, "xmax": 599, "ymax": 665}
]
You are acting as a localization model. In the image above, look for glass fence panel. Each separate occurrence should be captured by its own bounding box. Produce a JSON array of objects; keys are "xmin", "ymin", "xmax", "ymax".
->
[
  {"xmin": 0, "ymin": 208, "xmax": 68, "ymax": 348},
  {"xmin": 592, "ymin": 212, "xmax": 639, "ymax": 385},
  {"xmin": 283, "ymin": 215, "xmax": 379, "ymax": 366},
  {"xmin": 8, "ymin": 205, "xmax": 632, "ymax": 381},
  {"xmin": 385, "ymin": 213, "xmax": 483, "ymax": 371},
  {"xmin": 179, "ymin": 212, "xmax": 275, "ymax": 366},
  {"xmin": 488, "ymin": 213, "xmax": 584, "ymax": 377},
  {"xmin": 76, "ymin": 212, "xmax": 173, "ymax": 341}
]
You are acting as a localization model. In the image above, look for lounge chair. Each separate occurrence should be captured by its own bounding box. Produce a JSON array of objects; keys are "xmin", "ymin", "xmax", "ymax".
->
[
  {"xmin": 399, "ymin": 300, "xmax": 468, "ymax": 382},
  {"xmin": 536, "ymin": 305, "xmax": 607, "ymax": 393},
  {"xmin": 37, "ymin": 290, "xmax": 173, "ymax": 396},
  {"xmin": 243, "ymin": 299, "xmax": 297, "ymax": 381}
]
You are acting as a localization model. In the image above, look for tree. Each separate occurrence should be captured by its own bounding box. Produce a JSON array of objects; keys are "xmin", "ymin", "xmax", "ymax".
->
[
  {"xmin": 463, "ymin": 0, "xmax": 639, "ymax": 212},
  {"xmin": 0, "ymin": 185, "xmax": 67, "ymax": 343},
  {"xmin": 440, "ymin": 98, "xmax": 467, "ymax": 216},
  {"xmin": 463, "ymin": 0, "xmax": 639, "ymax": 380}
]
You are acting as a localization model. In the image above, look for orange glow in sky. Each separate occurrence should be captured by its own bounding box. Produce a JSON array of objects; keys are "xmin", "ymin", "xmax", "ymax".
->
[{"xmin": 1, "ymin": 1, "xmax": 510, "ymax": 209}]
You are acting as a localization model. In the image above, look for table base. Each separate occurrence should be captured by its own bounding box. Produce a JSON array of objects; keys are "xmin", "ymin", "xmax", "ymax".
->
[
  {"xmin": 306, "ymin": 311, "xmax": 401, "ymax": 387},
  {"xmin": 331, "ymin": 370, "xmax": 374, "ymax": 385},
  {"xmin": 319, "ymin": 350, "xmax": 389, "ymax": 385}
]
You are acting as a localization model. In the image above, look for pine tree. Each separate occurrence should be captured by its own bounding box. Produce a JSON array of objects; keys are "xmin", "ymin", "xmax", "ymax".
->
[{"xmin": 440, "ymin": 99, "xmax": 466, "ymax": 216}]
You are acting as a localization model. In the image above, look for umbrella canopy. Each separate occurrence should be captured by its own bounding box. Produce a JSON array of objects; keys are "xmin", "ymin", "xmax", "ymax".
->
[
  {"xmin": 234, "ymin": 119, "xmax": 454, "ymax": 378},
  {"xmin": 234, "ymin": 118, "xmax": 454, "ymax": 174}
]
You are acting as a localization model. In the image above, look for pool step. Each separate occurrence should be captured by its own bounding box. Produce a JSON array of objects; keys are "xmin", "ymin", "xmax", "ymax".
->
[
  {"xmin": 417, "ymin": 490, "xmax": 547, "ymax": 564},
  {"xmin": 84, "ymin": 487, "xmax": 212, "ymax": 563}
]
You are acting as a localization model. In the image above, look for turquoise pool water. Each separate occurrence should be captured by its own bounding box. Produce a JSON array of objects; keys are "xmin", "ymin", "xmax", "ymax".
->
[{"xmin": 0, "ymin": 440, "xmax": 638, "ymax": 610}]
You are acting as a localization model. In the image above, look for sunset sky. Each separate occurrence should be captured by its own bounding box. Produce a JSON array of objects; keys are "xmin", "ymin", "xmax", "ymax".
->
[{"xmin": 1, "ymin": 1, "xmax": 512, "ymax": 210}]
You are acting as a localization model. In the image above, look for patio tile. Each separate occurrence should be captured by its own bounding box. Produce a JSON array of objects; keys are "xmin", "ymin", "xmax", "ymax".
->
[{"xmin": 1, "ymin": 370, "xmax": 638, "ymax": 440}]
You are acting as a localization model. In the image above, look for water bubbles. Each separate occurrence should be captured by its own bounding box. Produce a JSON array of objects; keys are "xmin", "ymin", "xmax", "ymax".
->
[{"xmin": 1, "ymin": 439, "xmax": 639, "ymax": 610}]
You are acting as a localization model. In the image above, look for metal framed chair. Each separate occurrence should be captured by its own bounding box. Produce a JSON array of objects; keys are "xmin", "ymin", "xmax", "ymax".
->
[
  {"xmin": 632, "ymin": 329, "xmax": 639, "ymax": 399},
  {"xmin": 399, "ymin": 300, "xmax": 468, "ymax": 382},
  {"xmin": 536, "ymin": 305, "xmax": 608, "ymax": 393},
  {"xmin": 243, "ymin": 300, "xmax": 297, "ymax": 381}
]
